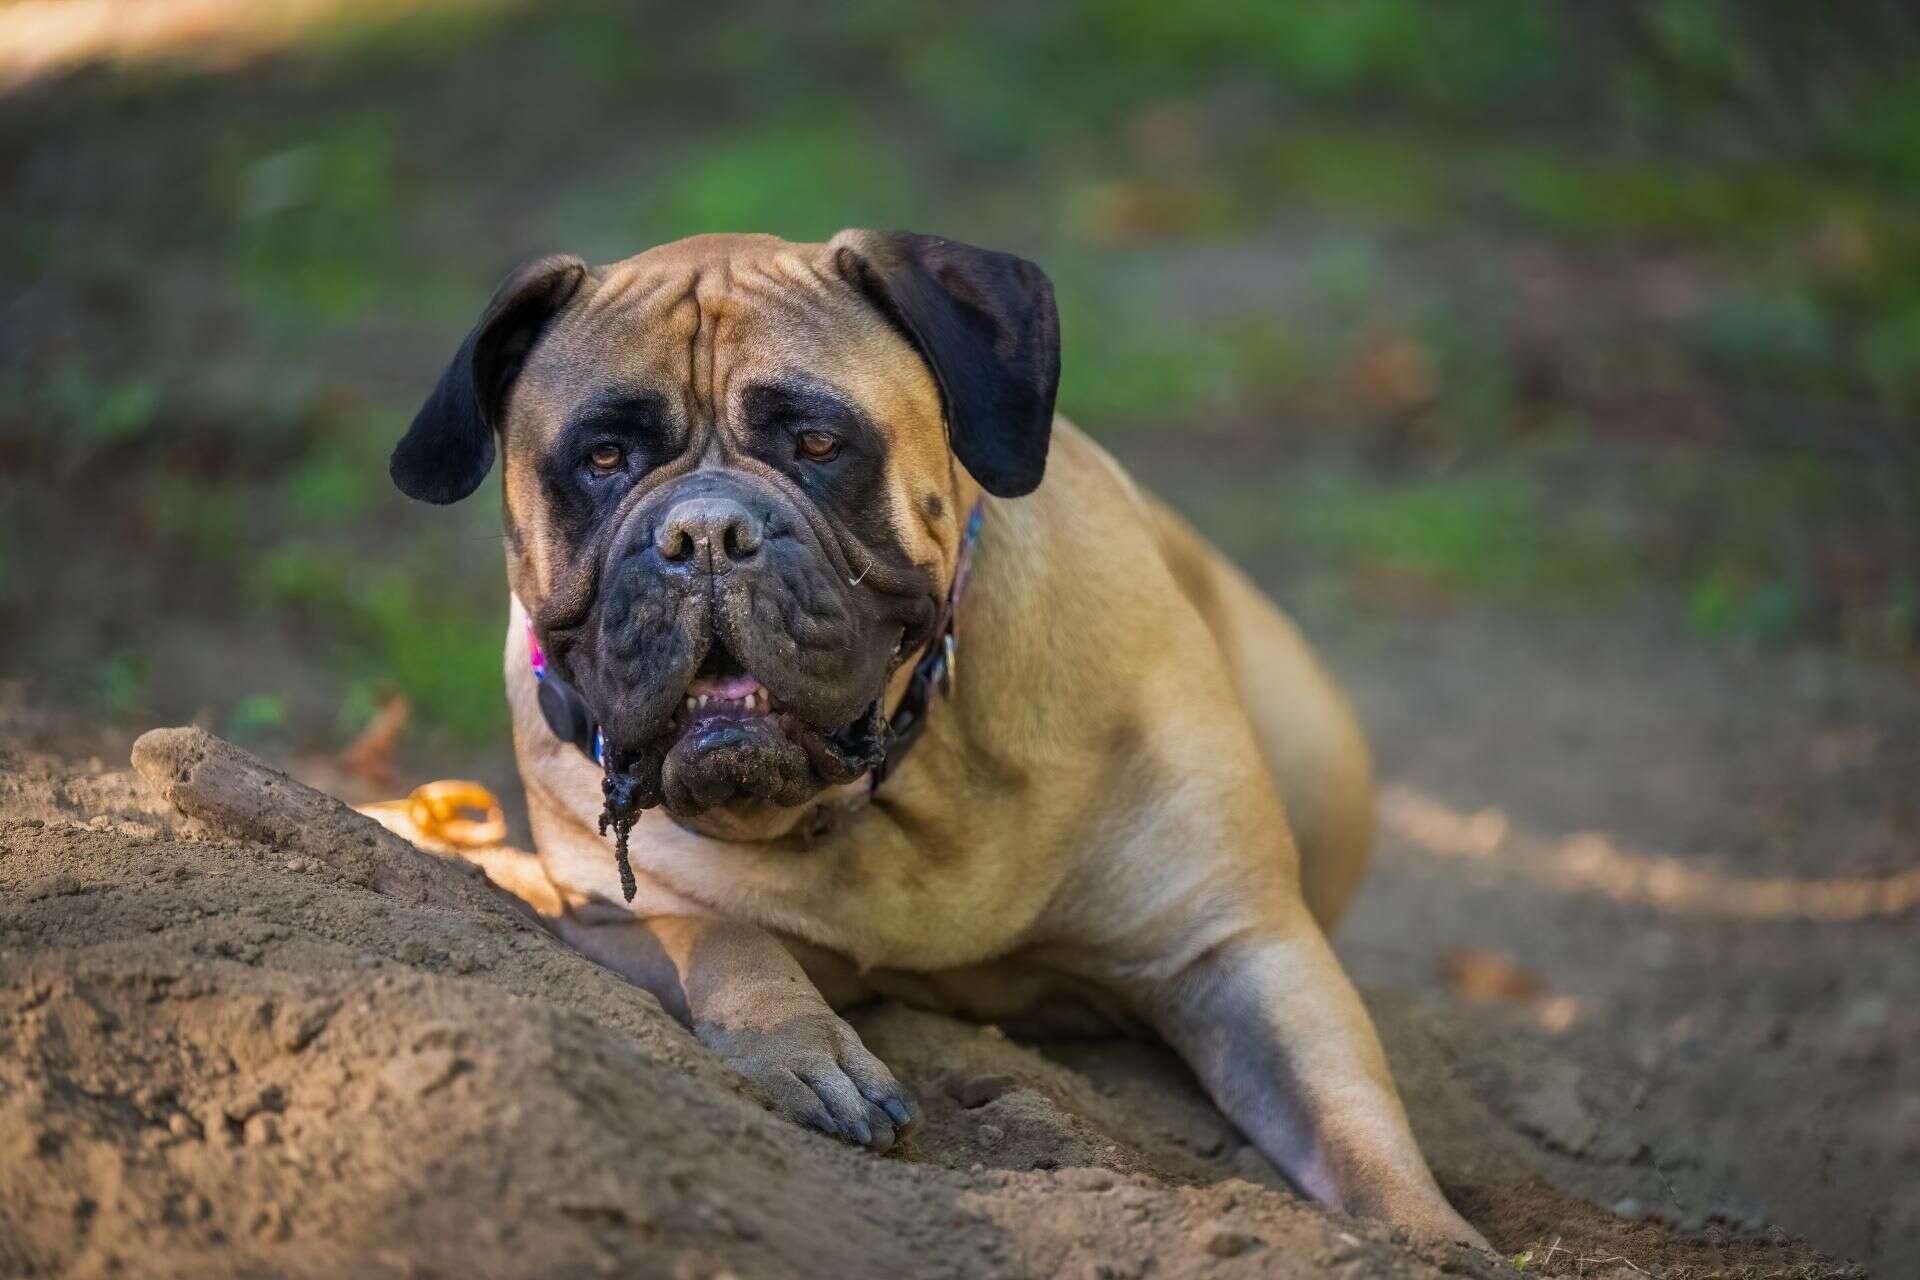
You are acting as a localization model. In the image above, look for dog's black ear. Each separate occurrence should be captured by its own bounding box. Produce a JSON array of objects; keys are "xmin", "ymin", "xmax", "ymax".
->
[
  {"xmin": 833, "ymin": 231, "xmax": 1060, "ymax": 498},
  {"xmin": 391, "ymin": 254, "xmax": 590, "ymax": 504}
]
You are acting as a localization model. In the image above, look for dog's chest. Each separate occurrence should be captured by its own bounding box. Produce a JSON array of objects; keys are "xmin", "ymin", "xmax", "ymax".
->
[
  {"xmin": 508, "ymin": 624, "xmax": 1070, "ymax": 970},
  {"xmin": 534, "ymin": 795, "xmax": 1056, "ymax": 971}
]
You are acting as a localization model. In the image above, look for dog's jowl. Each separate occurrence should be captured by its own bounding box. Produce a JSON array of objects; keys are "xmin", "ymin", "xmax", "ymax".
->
[{"xmin": 390, "ymin": 230, "xmax": 1486, "ymax": 1248}]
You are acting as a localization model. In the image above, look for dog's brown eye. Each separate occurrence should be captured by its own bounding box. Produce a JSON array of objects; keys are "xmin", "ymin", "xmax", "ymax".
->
[
  {"xmin": 797, "ymin": 431, "xmax": 839, "ymax": 462},
  {"xmin": 588, "ymin": 443, "xmax": 625, "ymax": 473}
]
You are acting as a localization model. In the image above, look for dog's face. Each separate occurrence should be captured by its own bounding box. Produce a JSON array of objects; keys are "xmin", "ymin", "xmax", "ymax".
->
[{"xmin": 391, "ymin": 232, "xmax": 1058, "ymax": 822}]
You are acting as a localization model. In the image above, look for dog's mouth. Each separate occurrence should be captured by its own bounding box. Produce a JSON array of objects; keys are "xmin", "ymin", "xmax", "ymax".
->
[
  {"xmin": 594, "ymin": 631, "xmax": 888, "ymax": 842},
  {"xmin": 595, "ymin": 638, "xmax": 887, "ymax": 898},
  {"xmin": 675, "ymin": 642, "xmax": 781, "ymax": 725},
  {"xmin": 666, "ymin": 635, "xmax": 886, "ymax": 786}
]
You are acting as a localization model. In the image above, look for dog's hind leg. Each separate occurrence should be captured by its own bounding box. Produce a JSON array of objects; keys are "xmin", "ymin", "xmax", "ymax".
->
[{"xmin": 1137, "ymin": 919, "xmax": 1487, "ymax": 1250}]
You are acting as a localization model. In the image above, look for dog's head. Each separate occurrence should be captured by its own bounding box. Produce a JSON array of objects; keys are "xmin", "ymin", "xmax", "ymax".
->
[{"xmin": 390, "ymin": 231, "xmax": 1058, "ymax": 824}]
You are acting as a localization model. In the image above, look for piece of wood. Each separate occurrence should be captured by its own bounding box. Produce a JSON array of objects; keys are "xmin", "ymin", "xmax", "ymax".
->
[{"xmin": 131, "ymin": 725, "xmax": 536, "ymax": 921}]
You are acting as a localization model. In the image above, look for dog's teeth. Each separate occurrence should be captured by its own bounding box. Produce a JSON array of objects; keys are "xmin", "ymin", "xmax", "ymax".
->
[
  {"xmin": 697, "ymin": 694, "xmax": 709, "ymax": 708},
  {"xmin": 684, "ymin": 697, "xmax": 695, "ymax": 711}
]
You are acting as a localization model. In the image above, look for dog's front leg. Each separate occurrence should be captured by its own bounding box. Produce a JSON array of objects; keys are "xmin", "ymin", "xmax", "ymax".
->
[
  {"xmin": 1139, "ymin": 921, "xmax": 1488, "ymax": 1249},
  {"xmin": 557, "ymin": 910, "xmax": 915, "ymax": 1151}
]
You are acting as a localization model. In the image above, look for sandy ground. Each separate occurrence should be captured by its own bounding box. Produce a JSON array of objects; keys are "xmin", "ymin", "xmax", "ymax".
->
[
  {"xmin": 1326, "ymin": 607, "xmax": 1920, "ymax": 1276},
  {"xmin": 0, "ymin": 686, "xmax": 1878, "ymax": 1279}
]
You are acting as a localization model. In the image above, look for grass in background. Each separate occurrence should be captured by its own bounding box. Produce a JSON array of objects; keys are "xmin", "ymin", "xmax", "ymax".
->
[{"xmin": 3, "ymin": 0, "xmax": 1916, "ymax": 750}]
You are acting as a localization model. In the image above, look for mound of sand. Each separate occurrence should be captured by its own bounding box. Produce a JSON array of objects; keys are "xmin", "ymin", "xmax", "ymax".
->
[{"xmin": 0, "ymin": 719, "xmax": 1857, "ymax": 1279}]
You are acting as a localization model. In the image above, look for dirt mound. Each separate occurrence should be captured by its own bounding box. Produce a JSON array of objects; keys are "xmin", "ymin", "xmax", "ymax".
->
[{"xmin": 0, "ymin": 720, "xmax": 1858, "ymax": 1279}]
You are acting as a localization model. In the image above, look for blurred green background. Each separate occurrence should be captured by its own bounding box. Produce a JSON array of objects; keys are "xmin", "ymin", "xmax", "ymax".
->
[{"xmin": 2, "ymin": 0, "xmax": 1917, "ymax": 768}]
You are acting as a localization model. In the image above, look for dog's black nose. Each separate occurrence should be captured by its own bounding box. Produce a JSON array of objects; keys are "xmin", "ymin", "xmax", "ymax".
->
[{"xmin": 655, "ymin": 495, "xmax": 763, "ymax": 569}]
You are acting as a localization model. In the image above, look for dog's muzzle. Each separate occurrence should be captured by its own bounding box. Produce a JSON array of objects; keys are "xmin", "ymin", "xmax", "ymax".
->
[{"xmin": 548, "ymin": 469, "xmax": 902, "ymax": 828}]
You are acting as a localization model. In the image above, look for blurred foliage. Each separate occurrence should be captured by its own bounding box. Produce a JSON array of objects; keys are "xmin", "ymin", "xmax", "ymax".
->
[
  {"xmin": 1199, "ymin": 463, "xmax": 1636, "ymax": 602},
  {"xmin": 1, "ymin": 0, "xmax": 1917, "ymax": 746}
]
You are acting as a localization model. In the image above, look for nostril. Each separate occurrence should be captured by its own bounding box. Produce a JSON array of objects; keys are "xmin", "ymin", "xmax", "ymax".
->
[
  {"xmin": 723, "ymin": 517, "xmax": 761, "ymax": 561},
  {"xmin": 657, "ymin": 524, "xmax": 694, "ymax": 561}
]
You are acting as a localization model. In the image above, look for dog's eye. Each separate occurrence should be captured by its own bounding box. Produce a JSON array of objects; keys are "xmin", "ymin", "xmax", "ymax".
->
[
  {"xmin": 587, "ymin": 443, "xmax": 626, "ymax": 474},
  {"xmin": 796, "ymin": 430, "xmax": 839, "ymax": 462}
]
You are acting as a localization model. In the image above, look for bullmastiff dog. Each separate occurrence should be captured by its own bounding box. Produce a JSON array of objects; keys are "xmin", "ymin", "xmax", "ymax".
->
[{"xmin": 389, "ymin": 230, "xmax": 1484, "ymax": 1247}]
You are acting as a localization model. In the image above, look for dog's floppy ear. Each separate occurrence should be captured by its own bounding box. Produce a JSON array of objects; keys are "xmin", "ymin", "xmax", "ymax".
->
[
  {"xmin": 832, "ymin": 231, "xmax": 1060, "ymax": 498},
  {"xmin": 390, "ymin": 254, "xmax": 590, "ymax": 504}
]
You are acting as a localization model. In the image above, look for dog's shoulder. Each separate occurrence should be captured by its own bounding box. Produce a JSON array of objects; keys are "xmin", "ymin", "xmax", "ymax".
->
[{"xmin": 973, "ymin": 421, "xmax": 1239, "ymax": 695}]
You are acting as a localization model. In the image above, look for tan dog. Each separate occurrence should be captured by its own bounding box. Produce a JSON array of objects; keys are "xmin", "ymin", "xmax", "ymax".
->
[{"xmin": 390, "ymin": 231, "xmax": 1484, "ymax": 1248}]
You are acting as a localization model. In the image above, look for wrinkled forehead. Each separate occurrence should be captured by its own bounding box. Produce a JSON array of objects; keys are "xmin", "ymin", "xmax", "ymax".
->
[{"xmin": 512, "ymin": 234, "xmax": 943, "ymax": 442}]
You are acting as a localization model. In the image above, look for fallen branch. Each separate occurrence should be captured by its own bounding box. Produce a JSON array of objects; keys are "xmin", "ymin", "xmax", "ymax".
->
[{"xmin": 131, "ymin": 725, "xmax": 536, "ymax": 921}]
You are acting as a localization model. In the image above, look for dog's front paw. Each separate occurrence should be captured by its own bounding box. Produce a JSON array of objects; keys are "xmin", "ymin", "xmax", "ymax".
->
[{"xmin": 700, "ymin": 1008, "xmax": 916, "ymax": 1152}]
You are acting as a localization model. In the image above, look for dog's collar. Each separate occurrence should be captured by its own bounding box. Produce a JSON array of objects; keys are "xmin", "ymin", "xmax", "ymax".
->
[
  {"xmin": 870, "ymin": 498, "xmax": 982, "ymax": 788},
  {"xmin": 522, "ymin": 498, "xmax": 984, "ymax": 802},
  {"xmin": 525, "ymin": 615, "xmax": 606, "ymax": 765}
]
